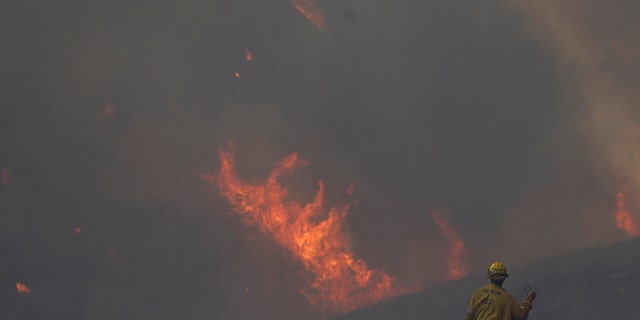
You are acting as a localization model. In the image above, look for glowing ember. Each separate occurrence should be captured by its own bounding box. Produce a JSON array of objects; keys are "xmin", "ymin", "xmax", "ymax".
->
[
  {"xmin": 234, "ymin": 71, "xmax": 241, "ymax": 79},
  {"xmin": 290, "ymin": 0, "xmax": 327, "ymax": 31},
  {"xmin": 102, "ymin": 102, "xmax": 115, "ymax": 117},
  {"xmin": 1, "ymin": 167, "xmax": 9, "ymax": 188},
  {"xmin": 432, "ymin": 211, "xmax": 468, "ymax": 280},
  {"xmin": 16, "ymin": 282, "xmax": 30, "ymax": 295},
  {"xmin": 614, "ymin": 192, "xmax": 639, "ymax": 237},
  {"xmin": 203, "ymin": 145, "xmax": 407, "ymax": 314},
  {"xmin": 244, "ymin": 48, "xmax": 253, "ymax": 62},
  {"xmin": 74, "ymin": 226, "xmax": 83, "ymax": 235}
]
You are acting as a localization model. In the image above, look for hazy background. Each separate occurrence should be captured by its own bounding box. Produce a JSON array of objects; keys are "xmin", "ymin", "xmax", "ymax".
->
[{"xmin": 1, "ymin": 0, "xmax": 638, "ymax": 319}]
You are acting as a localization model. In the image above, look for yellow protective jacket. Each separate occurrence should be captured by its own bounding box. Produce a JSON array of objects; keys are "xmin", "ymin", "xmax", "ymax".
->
[{"xmin": 464, "ymin": 284, "xmax": 533, "ymax": 320}]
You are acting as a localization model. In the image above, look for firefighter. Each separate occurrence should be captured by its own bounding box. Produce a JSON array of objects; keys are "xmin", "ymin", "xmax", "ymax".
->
[{"xmin": 465, "ymin": 261, "xmax": 537, "ymax": 320}]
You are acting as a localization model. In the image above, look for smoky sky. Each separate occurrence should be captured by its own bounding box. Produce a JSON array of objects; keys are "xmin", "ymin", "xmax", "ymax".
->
[{"xmin": 1, "ymin": 1, "xmax": 638, "ymax": 319}]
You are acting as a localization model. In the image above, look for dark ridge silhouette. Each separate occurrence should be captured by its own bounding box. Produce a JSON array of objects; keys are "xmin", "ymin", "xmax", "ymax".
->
[{"xmin": 335, "ymin": 239, "xmax": 640, "ymax": 320}]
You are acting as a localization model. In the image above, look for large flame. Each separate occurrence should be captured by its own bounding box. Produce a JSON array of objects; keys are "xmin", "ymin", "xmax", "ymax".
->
[
  {"xmin": 614, "ymin": 192, "xmax": 639, "ymax": 238},
  {"xmin": 290, "ymin": 0, "xmax": 327, "ymax": 31},
  {"xmin": 202, "ymin": 146, "xmax": 407, "ymax": 314},
  {"xmin": 432, "ymin": 211, "xmax": 468, "ymax": 280}
]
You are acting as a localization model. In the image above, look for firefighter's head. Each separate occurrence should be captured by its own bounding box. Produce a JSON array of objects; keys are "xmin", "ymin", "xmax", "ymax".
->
[{"xmin": 486, "ymin": 261, "xmax": 509, "ymax": 280}]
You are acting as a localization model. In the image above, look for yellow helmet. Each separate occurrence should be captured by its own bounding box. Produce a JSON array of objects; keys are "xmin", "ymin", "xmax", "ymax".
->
[{"xmin": 486, "ymin": 261, "xmax": 509, "ymax": 280}]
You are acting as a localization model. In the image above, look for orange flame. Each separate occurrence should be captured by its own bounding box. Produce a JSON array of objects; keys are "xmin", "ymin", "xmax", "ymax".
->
[
  {"xmin": 244, "ymin": 48, "xmax": 254, "ymax": 62},
  {"xmin": 203, "ymin": 146, "xmax": 407, "ymax": 314},
  {"xmin": 16, "ymin": 282, "xmax": 30, "ymax": 295},
  {"xmin": 614, "ymin": 192, "xmax": 639, "ymax": 237},
  {"xmin": 432, "ymin": 211, "xmax": 468, "ymax": 280},
  {"xmin": 290, "ymin": 0, "xmax": 327, "ymax": 31}
]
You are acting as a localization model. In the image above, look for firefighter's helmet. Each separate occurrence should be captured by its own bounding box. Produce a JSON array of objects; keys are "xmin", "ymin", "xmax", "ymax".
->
[{"xmin": 486, "ymin": 261, "xmax": 509, "ymax": 280}]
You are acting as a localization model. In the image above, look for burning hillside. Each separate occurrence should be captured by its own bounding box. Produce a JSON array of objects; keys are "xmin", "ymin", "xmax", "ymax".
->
[{"xmin": 202, "ymin": 144, "xmax": 412, "ymax": 314}]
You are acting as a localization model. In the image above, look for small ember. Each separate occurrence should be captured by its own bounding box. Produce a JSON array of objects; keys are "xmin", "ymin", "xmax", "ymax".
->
[
  {"xmin": 16, "ymin": 282, "xmax": 30, "ymax": 295},
  {"xmin": 244, "ymin": 48, "xmax": 254, "ymax": 62}
]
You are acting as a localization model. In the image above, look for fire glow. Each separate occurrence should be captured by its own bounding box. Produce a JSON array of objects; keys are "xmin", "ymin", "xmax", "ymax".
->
[
  {"xmin": 16, "ymin": 282, "xmax": 30, "ymax": 295},
  {"xmin": 244, "ymin": 47, "xmax": 253, "ymax": 62},
  {"xmin": 102, "ymin": 102, "xmax": 115, "ymax": 117},
  {"xmin": 202, "ymin": 145, "xmax": 407, "ymax": 314},
  {"xmin": 614, "ymin": 192, "xmax": 639, "ymax": 238},
  {"xmin": 432, "ymin": 211, "xmax": 468, "ymax": 280},
  {"xmin": 1, "ymin": 167, "xmax": 9, "ymax": 188},
  {"xmin": 290, "ymin": 0, "xmax": 327, "ymax": 31}
]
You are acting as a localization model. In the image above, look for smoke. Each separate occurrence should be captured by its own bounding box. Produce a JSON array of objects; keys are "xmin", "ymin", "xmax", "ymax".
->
[
  {"xmin": 502, "ymin": 0, "xmax": 640, "ymax": 248},
  {"xmin": 1, "ymin": 0, "xmax": 637, "ymax": 319}
]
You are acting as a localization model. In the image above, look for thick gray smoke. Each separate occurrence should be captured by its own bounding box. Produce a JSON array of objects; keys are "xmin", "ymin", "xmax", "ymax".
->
[
  {"xmin": 1, "ymin": 1, "xmax": 637, "ymax": 319},
  {"xmin": 506, "ymin": 0, "xmax": 640, "ymax": 238}
]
